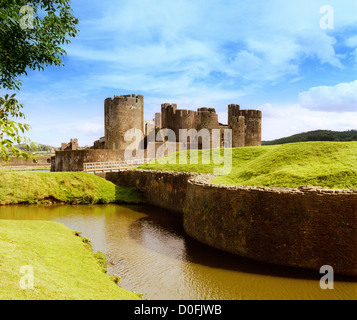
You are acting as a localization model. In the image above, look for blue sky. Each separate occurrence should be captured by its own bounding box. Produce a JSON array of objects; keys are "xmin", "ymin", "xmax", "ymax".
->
[{"xmin": 14, "ymin": 0, "xmax": 357, "ymax": 146}]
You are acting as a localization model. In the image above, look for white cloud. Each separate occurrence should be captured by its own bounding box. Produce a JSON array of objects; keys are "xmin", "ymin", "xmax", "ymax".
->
[
  {"xmin": 12, "ymin": 0, "xmax": 357, "ymax": 146},
  {"xmin": 299, "ymin": 80, "xmax": 357, "ymax": 112},
  {"xmin": 346, "ymin": 35, "xmax": 357, "ymax": 47},
  {"xmin": 27, "ymin": 117, "xmax": 104, "ymax": 147},
  {"xmin": 67, "ymin": 0, "xmax": 351, "ymax": 90},
  {"xmin": 261, "ymin": 103, "xmax": 357, "ymax": 141},
  {"xmin": 296, "ymin": 31, "xmax": 343, "ymax": 68}
]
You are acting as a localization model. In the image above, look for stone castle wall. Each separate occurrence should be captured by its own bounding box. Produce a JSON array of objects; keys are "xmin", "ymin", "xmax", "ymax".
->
[
  {"xmin": 53, "ymin": 149, "xmax": 126, "ymax": 172},
  {"xmin": 238, "ymin": 110, "xmax": 262, "ymax": 146},
  {"xmin": 52, "ymin": 142, "xmax": 184, "ymax": 172},
  {"xmin": 1, "ymin": 156, "xmax": 51, "ymax": 167},
  {"xmin": 106, "ymin": 169, "xmax": 357, "ymax": 276},
  {"xmin": 53, "ymin": 94, "xmax": 262, "ymax": 172},
  {"xmin": 184, "ymin": 175, "xmax": 357, "ymax": 276},
  {"xmin": 106, "ymin": 169, "xmax": 199, "ymax": 213},
  {"xmin": 160, "ymin": 102, "xmax": 262, "ymax": 147}
]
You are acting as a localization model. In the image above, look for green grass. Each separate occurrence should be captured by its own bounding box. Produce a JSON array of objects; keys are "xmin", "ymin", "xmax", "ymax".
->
[
  {"xmin": 0, "ymin": 220, "xmax": 141, "ymax": 300},
  {"xmin": 0, "ymin": 171, "xmax": 143, "ymax": 205},
  {"xmin": 138, "ymin": 141, "xmax": 357, "ymax": 189},
  {"xmin": 0, "ymin": 167, "xmax": 50, "ymax": 172}
]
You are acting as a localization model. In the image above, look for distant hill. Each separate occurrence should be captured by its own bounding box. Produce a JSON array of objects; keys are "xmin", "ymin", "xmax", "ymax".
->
[
  {"xmin": 15, "ymin": 143, "xmax": 60, "ymax": 153},
  {"xmin": 262, "ymin": 130, "xmax": 357, "ymax": 145}
]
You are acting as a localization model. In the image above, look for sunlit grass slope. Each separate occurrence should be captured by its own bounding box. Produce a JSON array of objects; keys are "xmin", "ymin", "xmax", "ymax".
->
[
  {"xmin": 0, "ymin": 220, "xmax": 141, "ymax": 300},
  {"xmin": 0, "ymin": 172, "xmax": 143, "ymax": 205},
  {"xmin": 138, "ymin": 142, "xmax": 357, "ymax": 189}
]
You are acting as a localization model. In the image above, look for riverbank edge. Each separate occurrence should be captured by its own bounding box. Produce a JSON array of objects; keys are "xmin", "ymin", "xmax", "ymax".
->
[
  {"xmin": 106, "ymin": 169, "xmax": 357, "ymax": 277},
  {"xmin": 0, "ymin": 171, "xmax": 144, "ymax": 205},
  {"xmin": 0, "ymin": 219, "xmax": 142, "ymax": 300}
]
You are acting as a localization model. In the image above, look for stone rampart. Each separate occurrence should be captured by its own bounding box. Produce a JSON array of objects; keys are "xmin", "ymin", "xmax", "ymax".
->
[
  {"xmin": 53, "ymin": 150, "xmax": 125, "ymax": 172},
  {"xmin": 107, "ymin": 169, "xmax": 357, "ymax": 276},
  {"xmin": 185, "ymin": 175, "xmax": 357, "ymax": 276},
  {"xmin": 1, "ymin": 156, "xmax": 51, "ymax": 167},
  {"xmin": 106, "ymin": 169, "xmax": 199, "ymax": 213}
]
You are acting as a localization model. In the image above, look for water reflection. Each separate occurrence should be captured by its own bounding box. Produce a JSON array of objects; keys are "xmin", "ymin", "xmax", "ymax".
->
[{"xmin": 0, "ymin": 204, "xmax": 356, "ymax": 300}]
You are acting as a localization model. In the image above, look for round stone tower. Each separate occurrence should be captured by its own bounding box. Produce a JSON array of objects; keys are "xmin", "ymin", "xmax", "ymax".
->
[
  {"xmin": 197, "ymin": 108, "xmax": 220, "ymax": 130},
  {"xmin": 104, "ymin": 94, "xmax": 144, "ymax": 150}
]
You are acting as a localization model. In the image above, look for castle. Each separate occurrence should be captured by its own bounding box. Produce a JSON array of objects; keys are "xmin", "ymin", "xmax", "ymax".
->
[
  {"xmin": 94, "ymin": 94, "xmax": 261, "ymax": 150},
  {"xmin": 52, "ymin": 94, "xmax": 262, "ymax": 171}
]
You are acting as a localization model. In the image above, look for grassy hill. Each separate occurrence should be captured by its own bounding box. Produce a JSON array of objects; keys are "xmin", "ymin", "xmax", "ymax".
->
[
  {"xmin": 138, "ymin": 141, "xmax": 357, "ymax": 189},
  {"xmin": 262, "ymin": 130, "xmax": 357, "ymax": 145},
  {"xmin": 0, "ymin": 172, "xmax": 143, "ymax": 205},
  {"xmin": 0, "ymin": 220, "xmax": 141, "ymax": 300}
]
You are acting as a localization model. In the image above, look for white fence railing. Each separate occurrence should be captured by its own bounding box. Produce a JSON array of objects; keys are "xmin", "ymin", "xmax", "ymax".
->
[{"xmin": 83, "ymin": 158, "xmax": 153, "ymax": 173}]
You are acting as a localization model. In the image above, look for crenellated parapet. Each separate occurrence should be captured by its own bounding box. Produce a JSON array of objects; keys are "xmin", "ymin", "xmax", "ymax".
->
[{"xmin": 161, "ymin": 103, "xmax": 199, "ymax": 140}]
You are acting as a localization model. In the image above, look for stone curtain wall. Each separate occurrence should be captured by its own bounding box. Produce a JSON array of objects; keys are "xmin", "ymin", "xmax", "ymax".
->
[
  {"xmin": 106, "ymin": 170, "xmax": 357, "ymax": 276},
  {"xmin": 106, "ymin": 169, "xmax": 200, "ymax": 213},
  {"xmin": 53, "ymin": 150, "xmax": 125, "ymax": 172},
  {"xmin": 185, "ymin": 175, "xmax": 357, "ymax": 276},
  {"xmin": 1, "ymin": 156, "xmax": 51, "ymax": 167}
]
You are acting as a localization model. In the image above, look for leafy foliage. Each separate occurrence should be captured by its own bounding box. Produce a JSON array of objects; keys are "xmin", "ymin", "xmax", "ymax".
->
[
  {"xmin": 0, "ymin": 0, "xmax": 79, "ymax": 90},
  {"xmin": 0, "ymin": 0, "xmax": 79, "ymax": 161},
  {"xmin": 0, "ymin": 93, "xmax": 36, "ymax": 161}
]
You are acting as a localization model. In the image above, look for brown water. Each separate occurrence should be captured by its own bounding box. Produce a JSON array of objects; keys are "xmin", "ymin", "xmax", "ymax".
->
[{"xmin": 0, "ymin": 204, "xmax": 356, "ymax": 300}]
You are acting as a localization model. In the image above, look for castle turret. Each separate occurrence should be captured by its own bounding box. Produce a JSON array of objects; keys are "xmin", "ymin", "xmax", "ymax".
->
[
  {"xmin": 230, "ymin": 116, "xmax": 245, "ymax": 148},
  {"xmin": 197, "ymin": 108, "xmax": 220, "ymax": 130},
  {"xmin": 161, "ymin": 103, "xmax": 177, "ymax": 130},
  {"xmin": 237, "ymin": 110, "xmax": 262, "ymax": 147},
  {"xmin": 104, "ymin": 94, "xmax": 144, "ymax": 150},
  {"xmin": 228, "ymin": 104, "xmax": 262, "ymax": 147},
  {"xmin": 228, "ymin": 104, "xmax": 240, "ymax": 126}
]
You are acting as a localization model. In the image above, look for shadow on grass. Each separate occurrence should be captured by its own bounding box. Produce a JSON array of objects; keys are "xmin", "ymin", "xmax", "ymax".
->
[{"xmin": 114, "ymin": 185, "xmax": 145, "ymax": 205}]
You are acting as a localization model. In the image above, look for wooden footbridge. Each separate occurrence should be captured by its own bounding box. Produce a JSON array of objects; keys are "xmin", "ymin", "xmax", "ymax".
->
[{"xmin": 83, "ymin": 158, "xmax": 153, "ymax": 174}]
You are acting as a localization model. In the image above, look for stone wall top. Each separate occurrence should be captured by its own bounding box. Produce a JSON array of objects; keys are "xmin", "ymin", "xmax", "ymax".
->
[{"xmin": 188, "ymin": 173, "xmax": 357, "ymax": 195}]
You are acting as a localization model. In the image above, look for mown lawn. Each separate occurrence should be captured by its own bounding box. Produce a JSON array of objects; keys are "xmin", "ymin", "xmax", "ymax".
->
[{"xmin": 138, "ymin": 141, "xmax": 357, "ymax": 189}]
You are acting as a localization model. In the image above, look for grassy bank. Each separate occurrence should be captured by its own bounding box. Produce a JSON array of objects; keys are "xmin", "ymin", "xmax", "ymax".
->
[
  {"xmin": 138, "ymin": 141, "xmax": 357, "ymax": 189},
  {"xmin": 0, "ymin": 171, "xmax": 143, "ymax": 205},
  {"xmin": 0, "ymin": 220, "xmax": 141, "ymax": 300}
]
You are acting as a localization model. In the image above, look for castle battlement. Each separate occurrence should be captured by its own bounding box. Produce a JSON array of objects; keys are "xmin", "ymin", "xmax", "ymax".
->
[
  {"xmin": 237, "ymin": 109, "xmax": 262, "ymax": 118},
  {"xmin": 197, "ymin": 107, "xmax": 216, "ymax": 114},
  {"xmin": 177, "ymin": 109, "xmax": 200, "ymax": 117},
  {"xmin": 108, "ymin": 94, "xmax": 144, "ymax": 104}
]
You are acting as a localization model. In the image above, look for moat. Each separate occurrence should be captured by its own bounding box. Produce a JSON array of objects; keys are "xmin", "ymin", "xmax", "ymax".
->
[{"xmin": 0, "ymin": 204, "xmax": 356, "ymax": 300}]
